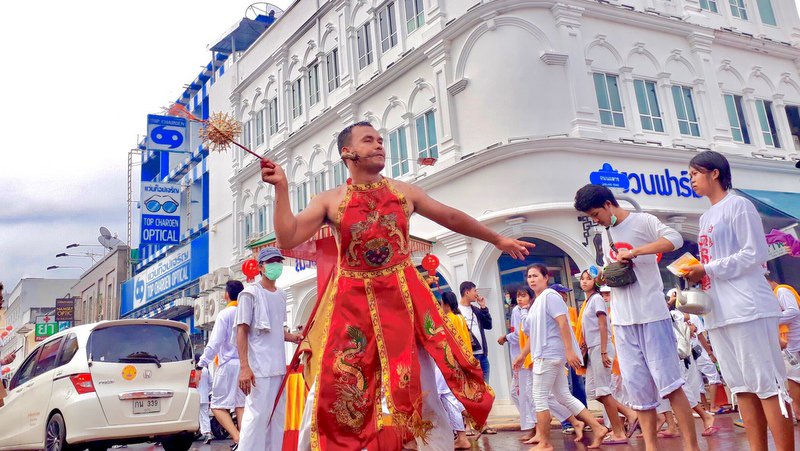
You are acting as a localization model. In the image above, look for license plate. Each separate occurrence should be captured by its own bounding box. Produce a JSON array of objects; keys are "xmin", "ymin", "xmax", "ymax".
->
[{"xmin": 132, "ymin": 398, "xmax": 161, "ymax": 414}]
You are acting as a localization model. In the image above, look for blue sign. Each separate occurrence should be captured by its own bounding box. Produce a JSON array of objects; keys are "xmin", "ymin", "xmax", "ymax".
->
[
  {"xmin": 147, "ymin": 115, "xmax": 188, "ymax": 153},
  {"xmin": 589, "ymin": 163, "xmax": 701, "ymax": 198},
  {"xmin": 141, "ymin": 182, "xmax": 181, "ymax": 245},
  {"xmin": 132, "ymin": 241, "xmax": 191, "ymax": 310},
  {"xmin": 121, "ymin": 233, "xmax": 209, "ymax": 317}
]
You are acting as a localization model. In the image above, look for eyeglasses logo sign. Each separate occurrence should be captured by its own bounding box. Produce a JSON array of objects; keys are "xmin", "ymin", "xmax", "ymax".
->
[
  {"xmin": 144, "ymin": 196, "xmax": 179, "ymax": 214},
  {"xmin": 140, "ymin": 182, "xmax": 181, "ymax": 246}
]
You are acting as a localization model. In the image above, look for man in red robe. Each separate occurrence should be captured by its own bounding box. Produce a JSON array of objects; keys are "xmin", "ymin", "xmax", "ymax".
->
[{"xmin": 260, "ymin": 122, "xmax": 532, "ymax": 450}]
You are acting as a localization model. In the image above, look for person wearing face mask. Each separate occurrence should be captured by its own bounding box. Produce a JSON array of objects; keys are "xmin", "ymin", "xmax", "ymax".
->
[
  {"xmin": 574, "ymin": 184, "xmax": 699, "ymax": 451},
  {"xmin": 236, "ymin": 247, "xmax": 303, "ymax": 451}
]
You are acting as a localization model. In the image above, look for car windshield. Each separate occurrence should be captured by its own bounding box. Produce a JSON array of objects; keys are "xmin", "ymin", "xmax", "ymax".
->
[{"xmin": 87, "ymin": 324, "xmax": 191, "ymax": 364}]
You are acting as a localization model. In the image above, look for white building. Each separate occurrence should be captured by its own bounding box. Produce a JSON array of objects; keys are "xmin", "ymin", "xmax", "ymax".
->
[
  {"xmin": 206, "ymin": 0, "xmax": 800, "ymax": 413},
  {"xmin": 1, "ymin": 278, "xmax": 78, "ymax": 372}
]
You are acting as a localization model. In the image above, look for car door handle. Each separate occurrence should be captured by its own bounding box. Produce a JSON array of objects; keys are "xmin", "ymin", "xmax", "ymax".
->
[{"xmin": 24, "ymin": 383, "xmax": 34, "ymax": 388}]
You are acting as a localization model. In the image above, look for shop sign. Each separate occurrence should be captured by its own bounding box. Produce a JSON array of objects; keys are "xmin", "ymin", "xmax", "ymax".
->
[
  {"xmin": 140, "ymin": 182, "xmax": 181, "ymax": 246},
  {"xmin": 132, "ymin": 242, "xmax": 192, "ymax": 310},
  {"xmin": 147, "ymin": 114, "xmax": 188, "ymax": 153},
  {"xmin": 589, "ymin": 163, "xmax": 701, "ymax": 198},
  {"xmin": 55, "ymin": 298, "xmax": 75, "ymax": 322}
]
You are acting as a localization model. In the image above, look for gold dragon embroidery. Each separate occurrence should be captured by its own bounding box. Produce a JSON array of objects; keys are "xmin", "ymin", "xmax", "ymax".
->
[{"xmin": 331, "ymin": 325, "xmax": 370, "ymax": 430}]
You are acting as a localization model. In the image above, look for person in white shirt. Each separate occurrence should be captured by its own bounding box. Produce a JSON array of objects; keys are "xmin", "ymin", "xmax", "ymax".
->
[
  {"xmin": 682, "ymin": 150, "xmax": 791, "ymax": 451},
  {"xmin": 198, "ymin": 280, "xmax": 247, "ymax": 446},
  {"xmin": 498, "ymin": 292, "xmax": 523, "ymax": 412},
  {"xmin": 574, "ymin": 184, "xmax": 699, "ymax": 451},
  {"xmin": 195, "ymin": 357, "xmax": 213, "ymax": 444},
  {"xmin": 236, "ymin": 247, "xmax": 302, "ymax": 451},
  {"xmin": 514, "ymin": 263, "xmax": 609, "ymax": 450},
  {"xmin": 768, "ymin": 276, "xmax": 800, "ymax": 420},
  {"xmin": 577, "ymin": 270, "xmax": 636, "ymax": 444}
]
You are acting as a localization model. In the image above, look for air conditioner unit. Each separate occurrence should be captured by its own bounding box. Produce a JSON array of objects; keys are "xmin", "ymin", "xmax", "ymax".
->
[
  {"xmin": 214, "ymin": 267, "xmax": 231, "ymax": 287},
  {"xmin": 206, "ymin": 291, "xmax": 222, "ymax": 323},
  {"xmin": 199, "ymin": 274, "xmax": 214, "ymax": 293},
  {"xmin": 194, "ymin": 296, "xmax": 208, "ymax": 328}
]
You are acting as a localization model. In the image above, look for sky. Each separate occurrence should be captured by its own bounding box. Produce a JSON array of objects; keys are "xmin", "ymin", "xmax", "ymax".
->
[
  {"xmin": 0, "ymin": 0, "xmax": 291, "ymax": 293},
  {"xmin": 0, "ymin": 0, "xmax": 798, "ymax": 293}
]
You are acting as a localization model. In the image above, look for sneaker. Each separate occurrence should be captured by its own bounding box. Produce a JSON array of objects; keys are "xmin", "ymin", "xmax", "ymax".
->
[
  {"xmin": 203, "ymin": 434, "xmax": 213, "ymax": 445},
  {"xmin": 733, "ymin": 418, "xmax": 745, "ymax": 428},
  {"xmin": 561, "ymin": 425, "xmax": 575, "ymax": 435},
  {"xmin": 230, "ymin": 443, "xmax": 239, "ymax": 451}
]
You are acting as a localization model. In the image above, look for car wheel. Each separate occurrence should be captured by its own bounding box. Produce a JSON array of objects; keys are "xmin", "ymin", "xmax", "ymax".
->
[
  {"xmin": 161, "ymin": 433, "xmax": 194, "ymax": 451},
  {"xmin": 45, "ymin": 413, "xmax": 67, "ymax": 451}
]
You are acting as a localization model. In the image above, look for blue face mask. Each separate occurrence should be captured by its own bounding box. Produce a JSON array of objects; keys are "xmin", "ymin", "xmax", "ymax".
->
[{"xmin": 262, "ymin": 263, "xmax": 284, "ymax": 281}]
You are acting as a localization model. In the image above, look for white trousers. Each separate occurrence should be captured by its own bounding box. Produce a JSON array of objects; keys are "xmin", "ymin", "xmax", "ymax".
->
[
  {"xmin": 694, "ymin": 348, "xmax": 722, "ymax": 387},
  {"xmin": 510, "ymin": 368, "xmax": 521, "ymax": 411},
  {"xmin": 238, "ymin": 375, "xmax": 286, "ymax": 451},
  {"xmin": 199, "ymin": 402, "xmax": 211, "ymax": 435},
  {"xmin": 532, "ymin": 359, "xmax": 585, "ymax": 416}
]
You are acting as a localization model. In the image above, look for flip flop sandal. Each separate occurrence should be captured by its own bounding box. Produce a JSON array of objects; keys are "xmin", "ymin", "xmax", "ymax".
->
[
  {"xmin": 482, "ymin": 427, "xmax": 498, "ymax": 435},
  {"xmin": 625, "ymin": 419, "xmax": 640, "ymax": 438},
  {"xmin": 657, "ymin": 431, "xmax": 680, "ymax": 438},
  {"xmin": 602, "ymin": 436, "xmax": 630, "ymax": 445},
  {"xmin": 702, "ymin": 426, "xmax": 720, "ymax": 437}
]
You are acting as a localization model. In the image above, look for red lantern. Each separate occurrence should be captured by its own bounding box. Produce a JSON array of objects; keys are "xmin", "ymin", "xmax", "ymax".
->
[
  {"xmin": 5, "ymin": 325, "xmax": 11, "ymax": 332},
  {"xmin": 421, "ymin": 253, "xmax": 439, "ymax": 274},
  {"xmin": 242, "ymin": 258, "xmax": 260, "ymax": 283},
  {"xmin": 0, "ymin": 331, "xmax": 7, "ymax": 339}
]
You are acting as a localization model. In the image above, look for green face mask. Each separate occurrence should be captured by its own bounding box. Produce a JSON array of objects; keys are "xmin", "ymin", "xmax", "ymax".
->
[{"xmin": 262, "ymin": 262, "xmax": 284, "ymax": 281}]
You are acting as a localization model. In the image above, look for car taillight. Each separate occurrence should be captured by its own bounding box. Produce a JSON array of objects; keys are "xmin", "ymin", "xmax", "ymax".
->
[
  {"xmin": 189, "ymin": 369, "xmax": 199, "ymax": 388},
  {"xmin": 70, "ymin": 373, "xmax": 95, "ymax": 394}
]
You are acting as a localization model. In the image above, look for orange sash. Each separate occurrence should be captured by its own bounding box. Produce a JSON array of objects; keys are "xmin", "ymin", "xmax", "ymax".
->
[{"xmin": 777, "ymin": 285, "xmax": 800, "ymax": 342}]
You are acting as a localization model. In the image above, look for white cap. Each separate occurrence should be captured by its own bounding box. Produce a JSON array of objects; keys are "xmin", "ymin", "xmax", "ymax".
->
[{"xmin": 599, "ymin": 285, "xmax": 611, "ymax": 293}]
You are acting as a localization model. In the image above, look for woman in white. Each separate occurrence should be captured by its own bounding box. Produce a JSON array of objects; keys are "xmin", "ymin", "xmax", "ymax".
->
[
  {"xmin": 683, "ymin": 150, "xmax": 792, "ymax": 451},
  {"xmin": 514, "ymin": 264, "xmax": 608, "ymax": 450},
  {"xmin": 577, "ymin": 270, "xmax": 636, "ymax": 444}
]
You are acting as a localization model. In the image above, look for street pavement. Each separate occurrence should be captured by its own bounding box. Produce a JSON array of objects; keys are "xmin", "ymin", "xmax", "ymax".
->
[{"xmin": 124, "ymin": 415, "xmax": 785, "ymax": 450}]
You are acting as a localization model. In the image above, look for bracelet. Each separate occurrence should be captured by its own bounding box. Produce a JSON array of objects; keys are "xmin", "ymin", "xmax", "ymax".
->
[{"xmin": 600, "ymin": 352, "xmax": 608, "ymax": 355}]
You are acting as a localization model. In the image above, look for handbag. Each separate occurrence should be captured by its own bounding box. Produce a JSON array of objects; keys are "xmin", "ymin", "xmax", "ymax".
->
[{"xmin": 603, "ymin": 227, "xmax": 637, "ymax": 288}]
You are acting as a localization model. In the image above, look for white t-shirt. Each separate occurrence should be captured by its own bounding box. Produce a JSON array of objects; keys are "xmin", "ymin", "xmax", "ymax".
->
[
  {"xmin": 235, "ymin": 284, "xmax": 288, "ymax": 378},
  {"xmin": 199, "ymin": 305, "xmax": 239, "ymax": 368},
  {"xmin": 603, "ymin": 212, "xmax": 683, "ymax": 326},
  {"xmin": 777, "ymin": 287, "xmax": 800, "ymax": 352},
  {"xmin": 459, "ymin": 303, "xmax": 484, "ymax": 355},
  {"xmin": 506, "ymin": 305, "xmax": 522, "ymax": 359},
  {"xmin": 581, "ymin": 293, "xmax": 610, "ymax": 349},
  {"xmin": 529, "ymin": 289, "xmax": 579, "ymax": 361},
  {"xmin": 698, "ymin": 193, "xmax": 780, "ymax": 330}
]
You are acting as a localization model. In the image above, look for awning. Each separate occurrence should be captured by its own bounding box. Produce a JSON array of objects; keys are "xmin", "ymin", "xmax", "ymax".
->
[{"xmin": 738, "ymin": 189, "xmax": 800, "ymax": 229}]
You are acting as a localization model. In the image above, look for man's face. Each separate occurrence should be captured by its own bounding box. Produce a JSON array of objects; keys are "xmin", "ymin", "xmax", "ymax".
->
[
  {"xmin": 584, "ymin": 201, "xmax": 615, "ymax": 227},
  {"xmin": 343, "ymin": 126, "xmax": 386, "ymax": 172},
  {"xmin": 464, "ymin": 288, "xmax": 478, "ymax": 301}
]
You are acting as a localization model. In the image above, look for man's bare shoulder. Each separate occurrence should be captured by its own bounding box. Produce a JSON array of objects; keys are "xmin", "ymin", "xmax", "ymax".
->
[{"xmin": 385, "ymin": 178, "xmax": 423, "ymax": 197}]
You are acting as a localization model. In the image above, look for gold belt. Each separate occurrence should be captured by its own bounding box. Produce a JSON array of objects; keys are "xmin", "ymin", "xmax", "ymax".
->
[{"xmin": 338, "ymin": 259, "xmax": 413, "ymax": 279}]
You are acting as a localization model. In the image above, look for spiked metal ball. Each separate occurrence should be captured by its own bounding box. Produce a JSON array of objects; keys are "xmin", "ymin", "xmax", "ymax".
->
[{"xmin": 202, "ymin": 112, "xmax": 243, "ymax": 153}]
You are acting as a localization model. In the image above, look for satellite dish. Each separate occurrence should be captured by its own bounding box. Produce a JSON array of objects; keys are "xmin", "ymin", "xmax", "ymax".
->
[
  {"xmin": 245, "ymin": 3, "xmax": 284, "ymax": 21},
  {"xmin": 98, "ymin": 227, "xmax": 124, "ymax": 250}
]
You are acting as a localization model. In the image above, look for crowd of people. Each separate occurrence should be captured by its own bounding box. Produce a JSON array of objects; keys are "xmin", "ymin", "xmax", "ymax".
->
[{"xmin": 189, "ymin": 121, "xmax": 796, "ymax": 451}]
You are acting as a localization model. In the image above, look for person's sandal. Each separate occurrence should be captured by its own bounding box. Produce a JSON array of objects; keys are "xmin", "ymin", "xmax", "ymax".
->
[{"xmin": 482, "ymin": 427, "xmax": 498, "ymax": 435}]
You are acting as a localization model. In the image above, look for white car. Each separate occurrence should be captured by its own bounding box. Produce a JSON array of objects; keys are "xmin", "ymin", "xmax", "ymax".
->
[{"xmin": 0, "ymin": 319, "xmax": 200, "ymax": 451}]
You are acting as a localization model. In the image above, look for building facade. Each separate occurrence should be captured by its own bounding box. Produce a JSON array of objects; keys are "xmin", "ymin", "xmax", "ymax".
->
[
  {"xmin": 1, "ymin": 278, "xmax": 78, "ymax": 372},
  {"xmin": 72, "ymin": 246, "xmax": 130, "ymax": 325},
  {"xmin": 205, "ymin": 0, "xmax": 800, "ymax": 412}
]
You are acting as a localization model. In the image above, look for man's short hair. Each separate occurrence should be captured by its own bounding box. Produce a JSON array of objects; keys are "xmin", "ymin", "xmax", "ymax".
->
[
  {"xmin": 574, "ymin": 184, "xmax": 620, "ymax": 212},
  {"xmin": 226, "ymin": 280, "xmax": 245, "ymax": 301},
  {"xmin": 337, "ymin": 121, "xmax": 373, "ymax": 155},
  {"xmin": 459, "ymin": 281, "xmax": 476, "ymax": 297}
]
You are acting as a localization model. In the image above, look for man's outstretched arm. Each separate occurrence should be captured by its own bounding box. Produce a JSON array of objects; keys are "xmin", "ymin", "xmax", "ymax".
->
[
  {"xmin": 404, "ymin": 183, "xmax": 534, "ymax": 259},
  {"xmin": 261, "ymin": 159, "xmax": 328, "ymax": 249}
]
